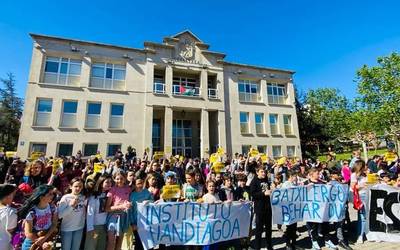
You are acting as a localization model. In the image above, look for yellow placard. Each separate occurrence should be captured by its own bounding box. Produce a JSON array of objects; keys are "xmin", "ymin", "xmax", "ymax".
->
[
  {"xmin": 95, "ymin": 153, "xmax": 102, "ymax": 160},
  {"xmin": 52, "ymin": 160, "xmax": 61, "ymax": 175},
  {"xmin": 217, "ymin": 147, "xmax": 225, "ymax": 155},
  {"xmin": 212, "ymin": 162, "xmax": 226, "ymax": 173},
  {"xmin": 210, "ymin": 153, "xmax": 218, "ymax": 164},
  {"xmin": 6, "ymin": 151, "xmax": 16, "ymax": 158},
  {"xmin": 367, "ymin": 173, "xmax": 378, "ymax": 184},
  {"xmin": 384, "ymin": 151, "xmax": 397, "ymax": 164},
  {"xmin": 250, "ymin": 148, "xmax": 259, "ymax": 157},
  {"xmin": 260, "ymin": 153, "xmax": 268, "ymax": 163},
  {"xmin": 94, "ymin": 163, "xmax": 105, "ymax": 173},
  {"xmin": 277, "ymin": 157, "xmax": 287, "ymax": 165},
  {"xmin": 0, "ymin": 147, "xmax": 4, "ymax": 152},
  {"xmin": 30, "ymin": 152, "xmax": 42, "ymax": 160},
  {"xmin": 179, "ymin": 156, "xmax": 184, "ymax": 162},
  {"xmin": 161, "ymin": 185, "xmax": 181, "ymax": 199},
  {"xmin": 153, "ymin": 151, "xmax": 164, "ymax": 161}
]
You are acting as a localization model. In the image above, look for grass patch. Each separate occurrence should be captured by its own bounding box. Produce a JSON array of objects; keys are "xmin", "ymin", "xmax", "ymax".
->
[{"xmin": 317, "ymin": 148, "xmax": 387, "ymax": 161}]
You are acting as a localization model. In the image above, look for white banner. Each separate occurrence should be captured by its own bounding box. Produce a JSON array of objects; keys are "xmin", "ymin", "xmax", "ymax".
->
[
  {"xmin": 271, "ymin": 184, "xmax": 349, "ymax": 225},
  {"xmin": 366, "ymin": 184, "xmax": 400, "ymax": 242},
  {"xmin": 137, "ymin": 201, "xmax": 252, "ymax": 249}
]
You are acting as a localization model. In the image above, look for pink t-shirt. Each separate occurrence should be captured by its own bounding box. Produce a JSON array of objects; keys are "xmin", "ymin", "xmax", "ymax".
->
[
  {"xmin": 341, "ymin": 165, "xmax": 351, "ymax": 183},
  {"xmin": 107, "ymin": 186, "xmax": 131, "ymax": 206}
]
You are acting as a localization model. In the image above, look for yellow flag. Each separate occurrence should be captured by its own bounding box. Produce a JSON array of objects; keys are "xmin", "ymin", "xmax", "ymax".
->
[
  {"xmin": 212, "ymin": 162, "xmax": 226, "ymax": 174},
  {"xmin": 250, "ymin": 148, "xmax": 259, "ymax": 157},
  {"xmin": 6, "ymin": 151, "xmax": 16, "ymax": 158},
  {"xmin": 94, "ymin": 163, "xmax": 105, "ymax": 173},
  {"xmin": 210, "ymin": 153, "xmax": 218, "ymax": 164},
  {"xmin": 260, "ymin": 153, "xmax": 268, "ymax": 163}
]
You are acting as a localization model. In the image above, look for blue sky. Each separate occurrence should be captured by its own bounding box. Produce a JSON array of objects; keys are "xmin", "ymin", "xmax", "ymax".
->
[{"xmin": 1, "ymin": 0, "xmax": 399, "ymax": 99}]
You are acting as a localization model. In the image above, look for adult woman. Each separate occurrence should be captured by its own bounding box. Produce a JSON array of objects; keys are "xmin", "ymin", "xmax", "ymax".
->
[{"xmin": 350, "ymin": 160, "xmax": 368, "ymax": 243}]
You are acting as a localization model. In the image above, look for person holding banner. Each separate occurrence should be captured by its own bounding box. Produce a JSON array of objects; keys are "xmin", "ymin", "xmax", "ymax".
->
[
  {"xmin": 280, "ymin": 170, "xmax": 298, "ymax": 250},
  {"xmin": 182, "ymin": 168, "xmax": 204, "ymax": 202},
  {"xmin": 250, "ymin": 165, "xmax": 273, "ymax": 250}
]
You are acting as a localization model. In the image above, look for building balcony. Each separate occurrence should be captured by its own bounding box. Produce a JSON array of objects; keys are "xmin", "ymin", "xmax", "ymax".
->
[
  {"xmin": 208, "ymin": 88, "xmax": 218, "ymax": 99},
  {"xmin": 172, "ymin": 85, "xmax": 200, "ymax": 97},
  {"xmin": 268, "ymin": 95, "xmax": 288, "ymax": 105},
  {"xmin": 153, "ymin": 82, "xmax": 166, "ymax": 94}
]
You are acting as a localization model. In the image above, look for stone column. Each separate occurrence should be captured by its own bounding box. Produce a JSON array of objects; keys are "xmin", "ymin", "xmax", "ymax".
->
[
  {"xmin": 217, "ymin": 110, "xmax": 227, "ymax": 150},
  {"xmin": 80, "ymin": 56, "xmax": 91, "ymax": 88},
  {"xmin": 200, "ymin": 69, "xmax": 208, "ymax": 99},
  {"xmin": 143, "ymin": 105, "xmax": 153, "ymax": 156},
  {"xmin": 164, "ymin": 106, "xmax": 173, "ymax": 156},
  {"xmin": 165, "ymin": 65, "xmax": 173, "ymax": 95},
  {"xmin": 260, "ymin": 79, "xmax": 267, "ymax": 104},
  {"xmin": 200, "ymin": 109, "xmax": 210, "ymax": 159},
  {"xmin": 29, "ymin": 44, "xmax": 45, "ymax": 83}
]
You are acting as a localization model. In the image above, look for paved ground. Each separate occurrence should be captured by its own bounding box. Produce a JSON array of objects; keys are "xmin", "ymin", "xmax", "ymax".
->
[{"xmin": 266, "ymin": 207, "xmax": 399, "ymax": 250}]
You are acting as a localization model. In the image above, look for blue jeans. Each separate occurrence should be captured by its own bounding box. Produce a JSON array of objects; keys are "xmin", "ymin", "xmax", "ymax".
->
[
  {"xmin": 61, "ymin": 229, "xmax": 83, "ymax": 250},
  {"xmin": 357, "ymin": 193, "xmax": 367, "ymax": 238}
]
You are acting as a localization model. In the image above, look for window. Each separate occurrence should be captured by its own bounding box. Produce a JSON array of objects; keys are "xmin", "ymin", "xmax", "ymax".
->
[
  {"xmin": 240, "ymin": 112, "xmax": 249, "ymax": 134},
  {"xmin": 283, "ymin": 115, "xmax": 292, "ymax": 135},
  {"xmin": 43, "ymin": 57, "xmax": 81, "ymax": 86},
  {"xmin": 30, "ymin": 143, "xmax": 47, "ymax": 155},
  {"xmin": 257, "ymin": 145, "xmax": 267, "ymax": 154},
  {"xmin": 83, "ymin": 144, "xmax": 98, "ymax": 156},
  {"xmin": 90, "ymin": 63, "xmax": 126, "ymax": 90},
  {"xmin": 272, "ymin": 146, "xmax": 282, "ymax": 158},
  {"xmin": 172, "ymin": 120, "xmax": 192, "ymax": 157},
  {"xmin": 255, "ymin": 113, "xmax": 265, "ymax": 134},
  {"xmin": 154, "ymin": 72, "xmax": 166, "ymax": 94},
  {"xmin": 238, "ymin": 79, "xmax": 260, "ymax": 102},
  {"xmin": 269, "ymin": 114, "xmax": 279, "ymax": 135},
  {"xmin": 287, "ymin": 146, "xmax": 296, "ymax": 158},
  {"xmin": 34, "ymin": 99, "xmax": 52, "ymax": 126},
  {"xmin": 152, "ymin": 119, "xmax": 161, "ymax": 152},
  {"xmin": 109, "ymin": 104, "xmax": 124, "ymax": 129},
  {"xmin": 107, "ymin": 144, "xmax": 121, "ymax": 157},
  {"xmin": 58, "ymin": 143, "xmax": 73, "ymax": 156},
  {"xmin": 267, "ymin": 83, "xmax": 287, "ymax": 104},
  {"xmin": 85, "ymin": 103, "xmax": 101, "ymax": 128},
  {"xmin": 60, "ymin": 101, "xmax": 78, "ymax": 127},
  {"xmin": 242, "ymin": 145, "xmax": 251, "ymax": 155},
  {"xmin": 172, "ymin": 76, "xmax": 200, "ymax": 96}
]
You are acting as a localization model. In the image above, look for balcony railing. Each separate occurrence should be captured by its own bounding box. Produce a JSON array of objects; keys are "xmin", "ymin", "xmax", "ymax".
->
[
  {"xmin": 43, "ymin": 72, "xmax": 80, "ymax": 87},
  {"xmin": 208, "ymin": 88, "xmax": 218, "ymax": 99},
  {"xmin": 153, "ymin": 82, "xmax": 166, "ymax": 94},
  {"xmin": 268, "ymin": 95, "xmax": 288, "ymax": 105},
  {"xmin": 172, "ymin": 85, "xmax": 200, "ymax": 97}
]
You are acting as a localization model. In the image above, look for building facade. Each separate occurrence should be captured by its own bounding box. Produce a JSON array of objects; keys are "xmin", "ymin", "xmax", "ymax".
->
[{"xmin": 17, "ymin": 30, "xmax": 301, "ymax": 159}]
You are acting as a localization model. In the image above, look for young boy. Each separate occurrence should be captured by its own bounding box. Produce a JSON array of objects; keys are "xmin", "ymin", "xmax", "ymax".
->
[
  {"xmin": 219, "ymin": 174, "xmax": 234, "ymax": 201},
  {"xmin": 182, "ymin": 168, "xmax": 204, "ymax": 201},
  {"xmin": 305, "ymin": 168, "xmax": 338, "ymax": 250},
  {"xmin": 281, "ymin": 170, "xmax": 299, "ymax": 250},
  {"xmin": 250, "ymin": 165, "xmax": 273, "ymax": 250},
  {"xmin": 234, "ymin": 174, "xmax": 250, "ymax": 201}
]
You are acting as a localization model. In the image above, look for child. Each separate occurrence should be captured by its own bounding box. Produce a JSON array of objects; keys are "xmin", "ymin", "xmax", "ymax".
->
[
  {"xmin": 105, "ymin": 170, "xmax": 132, "ymax": 250},
  {"xmin": 182, "ymin": 168, "xmax": 204, "ymax": 201},
  {"xmin": 129, "ymin": 178, "xmax": 153, "ymax": 250},
  {"xmin": 219, "ymin": 174, "xmax": 234, "ymax": 202},
  {"xmin": 160, "ymin": 171, "xmax": 180, "ymax": 202},
  {"xmin": 202, "ymin": 180, "xmax": 221, "ymax": 203},
  {"xmin": 85, "ymin": 175, "xmax": 113, "ymax": 250},
  {"xmin": 145, "ymin": 173, "xmax": 160, "ymax": 201},
  {"xmin": 58, "ymin": 177, "xmax": 86, "ymax": 250},
  {"xmin": 19, "ymin": 185, "xmax": 58, "ymax": 250},
  {"xmin": 305, "ymin": 168, "xmax": 338, "ymax": 250},
  {"xmin": 0, "ymin": 184, "xmax": 18, "ymax": 250},
  {"xmin": 233, "ymin": 174, "xmax": 250, "ymax": 201},
  {"xmin": 281, "ymin": 170, "xmax": 299, "ymax": 250},
  {"xmin": 127, "ymin": 170, "xmax": 135, "ymax": 188},
  {"xmin": 250, "ymin": 165, "xmax": 272, "ymax": 250}
]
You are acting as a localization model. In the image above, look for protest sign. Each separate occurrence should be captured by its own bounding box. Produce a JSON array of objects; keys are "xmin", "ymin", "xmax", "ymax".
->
[
  {"xmin": 94, "ymin": 163, "xmax": 105, "ymax": 173},
  {"xmin": 366, "ymin": 184, "xmax": 400, "ymax": 242},
  {"xmin": 153, "ymin": 151, "xmax": 164, "ymax": 161},
  {"xmin": 30, "ymin": 151, "xmax": 42, "ymax": 160},
  {"xmin": 161, "ymin": 185, "xmax": 181, "ymax": 199},
  {"xmin": 137, "ymin": 201, "xmax": 252, "ymax": 249},
  {"xmin": 6, "ymin": 151, "xmax": 16, "ymax": 158},
  {"xmin": 212, "ymin": 162, "xmax": 225, "ymax": 173},
  {"xmin": 217, "ymin": 147, "xmax": 225, "ymax": 155},
  {"xmin": 260, "ymin": 153, "xmax": 268, "ymax": 163},
  {"xmin": 249, "ymin": 148, "xmax": 259, "ymax": 157},
  {"xmin": 271, "ymin": 184, "xmax": 349, "ymax": 225},
  {"xmin": 210, "ymin": 153, "xmax": 218, "ymax": 163}
]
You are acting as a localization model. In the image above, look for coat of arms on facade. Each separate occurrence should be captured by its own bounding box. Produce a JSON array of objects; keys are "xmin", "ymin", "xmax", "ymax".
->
[{"xmin": 179, "ymin": 39, "xmax": 195, "ymax": 61}]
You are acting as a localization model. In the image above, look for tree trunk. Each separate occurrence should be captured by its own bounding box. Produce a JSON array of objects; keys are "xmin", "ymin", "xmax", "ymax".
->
[{"xmin": 362, "ymin": 141, "xmax": 368, "ymax": 162}]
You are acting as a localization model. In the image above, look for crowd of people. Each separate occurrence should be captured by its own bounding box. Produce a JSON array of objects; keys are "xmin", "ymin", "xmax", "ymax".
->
[{"xmin": 0, "ymin": 146, "xmax": 399, "ymax": 250}]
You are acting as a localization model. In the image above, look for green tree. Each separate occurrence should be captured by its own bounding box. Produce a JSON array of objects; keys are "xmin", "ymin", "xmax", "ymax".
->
[
  {"xmin": 0, "ymin": 73, "xmax": 23, "ymax": 150},
  {"xmin": 356, "ymin": 52, "xmax": 400, "ymax": 152}
]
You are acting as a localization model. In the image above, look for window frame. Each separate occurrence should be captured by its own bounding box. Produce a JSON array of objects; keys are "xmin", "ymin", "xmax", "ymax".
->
[
  {"xmin": 283, "ymin": 114, "xmax": 292, "ymax": 135},
  {"xmin": 57, "ymin": 143, "xmax": 74, "ymax": 157},
  {"xmin": 90, "ymin": 62, "xmax": 126, "ymax": 90},
  {"xmin": 107, "ymin": 143, "xmax": 122, "ymax": 157},
  {"xmin": 238, "ymin": 79, "xmax": 260, "ymax": 102},
  {"xmin": 109, "ymin": 103, "xmax": 124, "ymax": 129},
  {"xmin": 85, "ymin": 102, "xmax": 102, "ymax": 129},
  {"xmin": 43, "ymin": 57, "xmax": 82, "ymax": 86},
  {"xmin": 34, "ymin": 98, "xmax": 52, "ymax": 127},
  {"xmin": 83, "ymin": 143, "xmax": 99, "ymax": 157},
  {"xmin": 269, "ymin": 114, "xmax": 279, "ymax": 135},
  {"xmin": 60, "ymin": 100, "xmax": 78, "ymax": 128},
  {"xmin": 272, "ymin": 145, "xmax": 282, "ymax": 159},
  {"xmin": 255, "ymin": 113, "xmax": 265, "ymax": 134},
  {"xmin": 240, "ymin": 112, "xmax": 250, "ymax": 134}
]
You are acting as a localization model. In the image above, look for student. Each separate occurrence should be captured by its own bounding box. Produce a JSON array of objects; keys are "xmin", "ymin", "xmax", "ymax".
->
[
  {"xmin": 145, "ymin": 173, "xmax": 161, "ymax": 201},
  {"xmin": 202, "ymin": 180, "xmax": 221, "ymax": 203},
  {"xmin": 129, "ymin": 178, "xmax": 153, "ymax": 250},
  {"xmin": 105, "ymin": 170, "xmax": 132, "ymax": 250},
  {"xmin": 219, "ymin": 174, "xmax": 234, "ymax": 202},
  {"xmin": 85, "ymin": 175, "xmax": 113, "ymax": 250},
  {"xmin": 350, "ymin": 160, "xmax": 368, "ymax": 244},
  {"xmin": 0, "ymin": 184, "xmax": 18, "ymax": 250},
  {"xmin": 182, "ymin": 168, "xmax": 204, "ymax": 201},
  {"xmin": 22, "ymin": 160, "xmax": 48, "ymax": 190},
  {"xmin": 250, "ymin": 165, "xmax": 272, "ymax": 250},
  {"xmin": 304, "ymin": 168, "xmax": 338, "ymax": 250},
  {"xmin": 58, "ymin": 177, "xmax": 87, "ymax": 250},
  {"xmin": 233, "ymin": 174, "xmax": 250, "ymax": 201},
  {"xmin": 281, "ymin": 170, "xmax": 298, "ymax": 250},
  {"xmin": 159, "ymin": 171, "xmax": 181, "ymax": 202},
  {"xmin": 19, "ymin": 185, "xmax": 58, "ymax": 250}
]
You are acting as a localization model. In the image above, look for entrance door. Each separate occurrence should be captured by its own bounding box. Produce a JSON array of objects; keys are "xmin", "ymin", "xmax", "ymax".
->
[{"xmin": 172, "ymin": 119, "xmax": 192, "ymax": 157}]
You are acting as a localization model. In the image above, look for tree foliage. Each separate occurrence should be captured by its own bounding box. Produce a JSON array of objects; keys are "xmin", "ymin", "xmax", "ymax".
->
[{"xmin": 0, "ymin": 73, "xmax": 23, "ymax": 150}]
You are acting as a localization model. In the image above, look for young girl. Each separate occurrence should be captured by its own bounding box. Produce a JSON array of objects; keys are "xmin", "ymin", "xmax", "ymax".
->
[
  {"xmin": 202, "ymin": 180, "xmax": 221, "ymax": 203},
  {"xmin": 85, "ymin": 175, "xmax": 113, "ymax": 250},
  {"xmin": 129, "ymin": 178, "xmax": 153, "ymax": 250},
  {"xmin": 0, "ymin": 184, "xmax": 18, "ymax": 250},
  {"xmin": 145, "ymin": 173, "xmax": 160, "ymax": 201},
  {"xmin": 19, "ymin": 185, "xmax": 58, "ymax": 250},
  {"xmin": 105, "ymin": 170, "xmax": 132, "ymax": 250},
  {"xmin": 58, "ymin": 177, "xmax": 86, "ymax": 250}
]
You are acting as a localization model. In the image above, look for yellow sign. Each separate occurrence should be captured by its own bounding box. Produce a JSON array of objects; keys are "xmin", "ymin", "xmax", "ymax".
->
[
  {"xmin": 52, "ymin": 160, "xmax": 61, "ymax": 175},
  {"xmin": 210, "ymin": 153, "xmax": 218, "ymax": 164},
  {"xmin": 95, "ymin": 153, "xmax": 103, "ymax": 160},
  {"xmin": 6, "ymin": 151, "xmax": 16, "ymax": 158},
  {"xmin": 384, "ymin": 151, "xmax": 397, "ymax": 164},
  {"xmin": 277, "ymin": 157, "xmax": 287, "ymax": 165},
  {"xmin": 179, "ymin": 156, "xmax": 184, "ymax": 162},
  {"xmin": 367, "ymin": 173, "xmax": 378, "ymax": 184},
  {"xmin": 250, "ymin": 148, "xmax": 259, "ymax": 157},
  {"xmin": 30, "ymin": 152, "xmax": 42, "ymax": 160},
  {"xmin": 217, "ymin": 147, "xmax": 225, "ymax": 155},
  {"xmin": 94, "ymin": 163, "xmax": 105, "ymax": 173},
  {"xmin": 260, "ymin": 153, "xmax": 268, "ymax": 163},
  {"xmin": 153, "ymin": 151, "xmax": 164, "ymax": 161},
  {"xmin": 161, "ymin": 185, "xmax": 181, "ymax": 199},
  {"xmin": 212, "ymin": 162, "xmax": 226, "ymax": 173}
]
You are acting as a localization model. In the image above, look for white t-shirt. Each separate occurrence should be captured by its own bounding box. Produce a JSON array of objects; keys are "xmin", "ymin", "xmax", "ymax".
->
[
  {"xmin": 86, "ymin": 193, "xmax": 108, "ymax": 232},
  {"xmin": 0, "ymin": 206, "xmax": 17, "ymax": 250},
  {"xmin": 58, "ymin": 194, "xmax": 86, "ymax": 232},
  {"xmin": 26, "ymin": 204, "xmax": 55, "ymax": 232},
  {"xmin": 202, "ymin": 193, "xmax": 221, "ymax": 203},
  {"xmin": 351, "ymin": 173, "xmax": 367, "ymax": 194}
]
